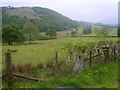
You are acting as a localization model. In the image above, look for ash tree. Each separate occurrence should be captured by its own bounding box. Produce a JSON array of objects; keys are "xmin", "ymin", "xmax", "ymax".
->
[
  {"xmin": 45, "ymin": 29, "xmax": 57, "ymax": 39},
  {"xmin": 71, "ymin": 31, "xmax": 77, "ymax": 37},
  {"xmin": 94, "ymin": 27, "xmax": 109, "ymax": 37},
  {"xmin": 23, "ymin": 22, "xmax": 40, "ymax": 44},
  {"xmin": 83, "ymin": 25, "xmax": 92, "ymax": 35},
  {"xmin": 2, "ymin": 25, "xmax": 24, "ymax": 45}
]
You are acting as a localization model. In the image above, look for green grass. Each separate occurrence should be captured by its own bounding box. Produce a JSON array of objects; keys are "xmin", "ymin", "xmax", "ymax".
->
[
  {"xmin": 10, "ymin": 60, "xmax": 119, "ymax": 88},
  {"xmin": 2, "ymin": 37, "xmax": 118, "ymax": 67},
  {"xmin": 2, "ymin": 37, "xmax": 119, "ymax": 88}
]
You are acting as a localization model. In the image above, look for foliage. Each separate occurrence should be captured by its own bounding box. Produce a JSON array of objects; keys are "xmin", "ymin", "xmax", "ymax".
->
[
  {"xmin": 2, "ymin": 7, "xmax": 80, "ymax": 32},
  {"xmin": 83, "ymin": 25, "xmax": 92, "ymax": 34},
  {"xmin": 9, "ymin": 60, "xmax": 118, "ymax": 88},
  {"xmin": 71, "ymin": 31, "xmax": 77, "ymax": 37},
  {"xmin": 94, "ymin": 27, "xmax": 109, "ymax": 37},
  {"xmin": 23, "ymin": 22, "xmax": 40, "ymax": 44},
  {"xmin": 45, "ymin": 29, "xmax": 57, "ymax": 39},
  {"xmin": 2, "ymin": 25, "xmax": 25, "ymax": 45},
  {"xmin": 63, "ymin": 42, "xmax": 75, "ymax": 54},
  {"xmin": 40, "ymin": 35, "xmax": 50, "ymax": 40},
  {"xmin": 2, "ymin": 37, "xmax": 118, "ymax": 66}
]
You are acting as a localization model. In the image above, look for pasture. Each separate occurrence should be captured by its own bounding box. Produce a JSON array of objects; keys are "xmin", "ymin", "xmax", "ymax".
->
[
  {"xmin": 2, "ymin": 37, "xmax": 118, "ymax": 66},
  {"xmin": 2, "ymin": 37, "xmax": 119, "ymax": 88}
]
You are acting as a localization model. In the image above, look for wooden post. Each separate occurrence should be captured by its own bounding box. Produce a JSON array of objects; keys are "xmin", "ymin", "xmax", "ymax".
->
[
  {"xmin": 55, "ymin": 51, "xmax": 58, "ymax": 75},
  {"xmin": 83, "ymin": 56, "xmax": 85, "ymax": 70},
  {"xmin": 5, "ymin": 52, "xmax": 13, "ymax": 87},
  {"xmin": 70, "ymin": 52, "xmax": 72, "ymax": 61},
  {"xmin": 97, "ymin": 48, "xmax": 100, "ymax": 55},
  {"xmin": 90, "ymin": 48, "xmax": 92, "ymax": 66},
  {"xmin": 55, "ymin": 51, "xmax": 58, "ymax": 66},
  {"xmin": 102, "ymin": 46, "xmax": 109, "ymax": 62},
  {"xmin": 113, "ymin": 46, "xmax": 116, "ymax": 61},
  {"xmin": 103, "ymin": 48, "xmax": 107, "ymax": 62}
]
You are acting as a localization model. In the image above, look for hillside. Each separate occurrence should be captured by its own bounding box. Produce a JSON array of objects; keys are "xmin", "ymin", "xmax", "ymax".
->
[{"xmin": 2, "ymin": 7, "xmax": 80, "ymax": 32}]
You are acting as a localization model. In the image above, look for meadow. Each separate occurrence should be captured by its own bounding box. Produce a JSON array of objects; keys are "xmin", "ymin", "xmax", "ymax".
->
[
  {"xmin": 2, "ymin": 37, "xmax": 118, "ymax": 66},
  {"xmin": 2, "ymin": 36, "xmax": 119, "ymax": 88}
]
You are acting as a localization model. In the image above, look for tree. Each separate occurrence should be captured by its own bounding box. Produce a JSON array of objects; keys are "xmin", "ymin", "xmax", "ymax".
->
[
  {"xmin": 2, "ymin": 25, "xmax": 24, "ymax": 45},
  {"xmin": 93, "ymin": 27, "xmax": 109, "ymax": 37},
  {"xmin": 83, "ymin": 25, "xmax": 92, "ymax": 35},
  {"xmin": 23, "ymin": 22, "xmax": 40, "ymax": 44},
  {"xmin": 45, "ymin": 29, "xmax": 57, "ymax": 39},
  {"xmin": 118, "ymin": 25, "xmax": 120, "ymax": 38},
  {"xmin": 71, "ymin": 31, "xmax": 77, "ymax": 37}
]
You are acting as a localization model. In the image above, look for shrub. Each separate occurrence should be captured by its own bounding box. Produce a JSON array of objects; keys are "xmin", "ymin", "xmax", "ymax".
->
[
  {"xmin": 46, "ymin": 60, "xmax": 55, "ymax": 68},
  {"xmin": 39, "ymin": 35, "xmax": 50, "ymax": 40},
  {"xmin": 37, "ymin": 63, "xmax": 43, "ymax": 69},
  {"xmin": 12, "ymin": 63, "xmax": 32, "ymax": 73}
]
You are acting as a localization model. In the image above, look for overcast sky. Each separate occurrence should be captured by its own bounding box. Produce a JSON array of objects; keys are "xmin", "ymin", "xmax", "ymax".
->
[{"xmin": 1, "ymin": 0, "xmax": 119, "ymax": 24}]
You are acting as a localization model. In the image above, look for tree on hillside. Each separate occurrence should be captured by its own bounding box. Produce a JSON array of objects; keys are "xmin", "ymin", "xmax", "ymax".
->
[
  {"xmin": 83, "ymin": 25, "xmax": 92, "ymax": 35},
  {"xmin": 45, "ymin": 29, "xmax": 57, "ymax": 39},
  {"xmin": 2, "ymin": 25, "xmax": 24, "ymax": 45},
  {"xmin": 71, "ymin": 31, "xmax": 77, "ymax": 37},
  {"xmin": 94, "ymin": 27, "xmax": 109, "ymax": 37},
  {"xmin": 23, "ymin": 22, "xmax": 40, "ymax": 44},
  {"xmin": 118, "ymin": 25, "xmax": 120, "ymax": 38}
]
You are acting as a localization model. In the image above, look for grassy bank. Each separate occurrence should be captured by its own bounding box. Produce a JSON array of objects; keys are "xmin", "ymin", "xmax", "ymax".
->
[{"xmin": 6, "ymin": 60, "xmax": 118, "ymax": 88}]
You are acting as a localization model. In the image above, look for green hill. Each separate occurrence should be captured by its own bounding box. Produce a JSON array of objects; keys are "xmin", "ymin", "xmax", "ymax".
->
[{"xmin": 2, "ymin": 7, "xmax": 79, "ymax": 32}]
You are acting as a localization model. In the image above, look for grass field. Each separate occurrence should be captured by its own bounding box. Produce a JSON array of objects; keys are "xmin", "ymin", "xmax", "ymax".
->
[
  {"xmin": 2, "ymin": 37, "xmax": 119, "ymax": 88},
  {"xmin": 2, "ymin": 37, "xmax": 118, "ymax": 66},
  {"xmin": 3, "ymin": 60, "xmax": 118, "ymax": 88}
]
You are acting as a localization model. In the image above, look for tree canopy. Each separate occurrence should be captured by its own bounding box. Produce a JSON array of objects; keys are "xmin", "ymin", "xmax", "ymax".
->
[
  {"xmin": 93, "ymin": 27, "xmax": 109, "ymax": 37},
  {"xmin": 71, "ymin": 31, "xmax": 77, "ymax": 37},
  {"xmin": 23, "ymin": 22, "xmax": 40, "ymax": 44},
  {"xmin": 2, "ymin": 7, "xmax": 80, "ymax": 32},
  {"xmin": 83, "ymin": 25, "xmax": 92, "ymax": 35},
  {"xmin": 45, "ymin": 29, "xmax": 57, "ymax": 39},
  {"xmin": 2, "ymin": 25, "xmax": 24, "ymax": 45}
]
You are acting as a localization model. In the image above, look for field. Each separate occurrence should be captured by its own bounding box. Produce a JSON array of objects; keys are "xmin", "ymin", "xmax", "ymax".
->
[
  {"xmin": 2, "ymin": 37, "xmax": 119, "ymax": 88},
  {"xmin": 2, "ymin": 5, "xmax": 119, "ymax": 89},
  {"xmin": 2, "ymin": 37, "xmax": 118, "ymax": 66}
]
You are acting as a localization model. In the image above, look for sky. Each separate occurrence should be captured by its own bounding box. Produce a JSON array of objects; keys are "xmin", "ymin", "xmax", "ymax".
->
[{"xmin": 1, "ymin": 0, "xmax": 119, "ymax": 24}]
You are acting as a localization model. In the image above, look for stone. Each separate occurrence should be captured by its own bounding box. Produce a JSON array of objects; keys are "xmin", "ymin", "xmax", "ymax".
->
[{"xmin": 73, "ymin": 56, "xmax": 84, "ymax": 73}]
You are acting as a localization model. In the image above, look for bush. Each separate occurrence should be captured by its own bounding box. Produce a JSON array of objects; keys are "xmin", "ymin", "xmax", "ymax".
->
[
  {"xmin": 39, "ymin": 35, "xmax": 50, "ymax": 40},
  {"xmin": 37, "ymin": 63, "xmax": 43, "ymax": 69},
  {"xmin": 46, "ymin": 60, "xmax": 55, "ymax": 68},
  {"xmin": 12, "ymin": 63, "xmax": 32, "ymax": 73}
]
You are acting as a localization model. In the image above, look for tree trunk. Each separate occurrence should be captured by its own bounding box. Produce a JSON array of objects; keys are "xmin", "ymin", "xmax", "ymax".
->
[
  {"xmin": 30, "ymin": 40, "xmax": 32, "ymax": 44},
  {"xmin": 8, "ymin": 42, "xmax": 12, "ymax": 45}
]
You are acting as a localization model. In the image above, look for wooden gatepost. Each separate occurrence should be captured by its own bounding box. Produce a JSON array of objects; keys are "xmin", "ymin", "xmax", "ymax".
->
[
  {"xmin": 5, "ymin": 51, "xmax": 13, "ymax": 87},
  {"xmin": 55, "ymin": 51, "xmax": 58, "ymax": 75}
]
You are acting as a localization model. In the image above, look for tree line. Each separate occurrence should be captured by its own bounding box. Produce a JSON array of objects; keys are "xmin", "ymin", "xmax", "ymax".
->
[{"xmin": 2, "ymin": 23, "xmax": 57, "ymax": 45}]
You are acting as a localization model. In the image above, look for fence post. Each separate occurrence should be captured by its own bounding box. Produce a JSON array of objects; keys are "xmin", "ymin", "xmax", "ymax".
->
[
  {"xmin": 55, "ymin": 51, "xmax": 58, "ymax": 75},
  {"xmin": 83, "ymin": 56, "xmax": 86, "ymax": 70},
  {"xmin": 113, "ymin": 46, "xmax": 116, "ymax": 61},
  {"xmin": 97, "ymin": 48, "xmax": 100, "ymax": 55},
  {"xmin": 102, "ymin": 46, "xmax": 109, "ymax": 62},
  {"xmin": 90, "ymin": 48, "xmax": 92, "ymax": 66},
  {"xmin": 5, "ymin": 51, "xmax": 13, "ymax": 87},
  {"xmin": 70, "ymin": 52, "xmax": 72, "ymax": 61}
]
